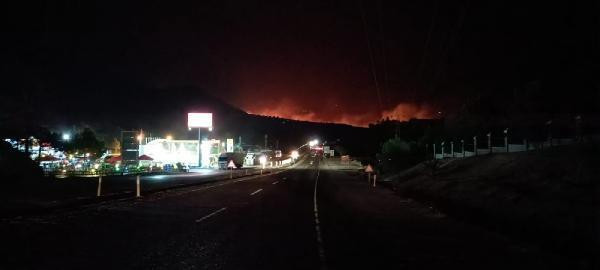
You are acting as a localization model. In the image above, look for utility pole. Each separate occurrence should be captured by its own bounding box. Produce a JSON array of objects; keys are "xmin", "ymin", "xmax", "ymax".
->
[
  {"xmin": 504, "ymin": 128, "xmax": 509, "ymax": 152},
  {"xmin": 264, "ymin": 134, "xmax": 268, "ymax": 149},
  {"xmin": 487, "ymin": 132, "xmax": 492, "ymax": 154}
]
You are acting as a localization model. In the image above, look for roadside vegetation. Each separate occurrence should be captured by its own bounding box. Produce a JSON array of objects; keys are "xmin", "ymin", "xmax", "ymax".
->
[{"xmin": 390, "ymin": 143, "xmax": 599, "ymax": 266}]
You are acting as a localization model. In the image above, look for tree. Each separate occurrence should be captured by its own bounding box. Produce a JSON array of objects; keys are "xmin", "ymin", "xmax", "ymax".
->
[
  {"xmin": 65, "ymin": 128, "xmax": 105, "ymax": 157},
  {"xmin": 378, "ymin": 138, "xmax": 423, "ymax": 174}
]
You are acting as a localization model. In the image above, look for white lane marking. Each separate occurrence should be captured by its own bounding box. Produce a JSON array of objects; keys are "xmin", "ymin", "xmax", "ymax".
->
[
  {"xmin": 195, "ymin": 207, "xmax": 227, "ymax": 223},
  {"xmin": 250, "ymin": 189, "xmax": 263, "ymax": 196},
  {"xmin": 313, "ymin": 160, "xmax": 327, "ymax": 268},
  {"xmin": 272, "ymin": 181, "xmax": 279, "ymax": 185}
]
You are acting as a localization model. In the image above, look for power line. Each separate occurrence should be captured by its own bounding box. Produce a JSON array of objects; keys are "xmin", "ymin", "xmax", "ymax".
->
[
  {"xmin": 358, "ymin": 0, "xmax": 383, "ymax": 112},
  {"xmin": 377, "ymin": 0, "xmax": 389, "ymax": 108}
]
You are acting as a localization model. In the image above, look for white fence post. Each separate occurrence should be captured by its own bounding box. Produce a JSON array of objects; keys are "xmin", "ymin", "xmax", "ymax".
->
[
  {"xmin": 97, "ymin": 176, "xmax": 102, "ymax": 197},
  {"xmin": 136, "ymin": 175, "xmax": 141, "ymax": 198}
]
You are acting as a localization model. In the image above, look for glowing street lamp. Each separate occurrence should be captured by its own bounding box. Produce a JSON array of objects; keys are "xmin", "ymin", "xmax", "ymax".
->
[
  {"xmin": 309, "ymin": 139, "xmax": 319, "ymax": 147},
  {"xmin": 62, "ymin": 133, "xmax": 71, "ymax": 141},
  {"xmin": 166, "ymin": 135, "xmax": 173, "ymax": 140}
]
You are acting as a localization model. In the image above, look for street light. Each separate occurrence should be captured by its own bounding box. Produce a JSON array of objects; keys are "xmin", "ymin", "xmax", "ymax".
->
[
  {"xmin": 62, "ymin": 133, "xmax": 71, "ymax": 141},
  {"xmin": 291, "ymin": 150, "xmax": 299, "ymax": 160},
  {"xmin": 166, "ymin": 135, "xmax": 173, "ymax": 140}
]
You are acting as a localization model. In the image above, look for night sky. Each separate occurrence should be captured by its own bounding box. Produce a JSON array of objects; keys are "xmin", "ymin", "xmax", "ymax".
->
[{"xmin": 2, "ymin": 1, "xmax": 598, "ymax": 126}]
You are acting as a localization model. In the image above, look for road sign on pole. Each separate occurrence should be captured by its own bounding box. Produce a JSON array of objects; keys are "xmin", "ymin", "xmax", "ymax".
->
[{"xmin": 365, "ymin": 164, "xmax": 374, "ymax": 184}]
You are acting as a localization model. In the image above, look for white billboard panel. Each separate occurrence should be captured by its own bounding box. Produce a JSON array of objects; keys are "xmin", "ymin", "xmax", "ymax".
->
[{"xmin": 187, "ymin": 113, "xmax": 213, "ymax": 128}]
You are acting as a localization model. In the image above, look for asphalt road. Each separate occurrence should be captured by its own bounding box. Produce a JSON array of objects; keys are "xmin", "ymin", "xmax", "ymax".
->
[{"xmin": 0, "ymin": 157, "xmax": 573, "ymax": 269}]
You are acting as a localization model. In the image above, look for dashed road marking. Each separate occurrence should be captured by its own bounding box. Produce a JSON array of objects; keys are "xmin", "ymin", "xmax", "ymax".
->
[
  {"xmin": 313, "ymin": 160, "xmax": 327, "ymax": 269},
  {"xmin": 195, "ymin": 207, "xmax": 227, "ymax": 223},
  {"xmin": 272, "ymin": 181, "xmax": 279, "ymax": 185},
  {"xmin": 250, "ymin": 189, "xmax": 263, "ymax": 196}
]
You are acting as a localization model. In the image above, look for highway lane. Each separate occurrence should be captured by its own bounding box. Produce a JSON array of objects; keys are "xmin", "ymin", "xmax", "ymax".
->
[
  {"xmin": 0, "ymin": 157, "xmax": 573, "ymax": 269},
  {"xmin": 0, "ymin": 160, "xmax": 318, "ymax": 269}
]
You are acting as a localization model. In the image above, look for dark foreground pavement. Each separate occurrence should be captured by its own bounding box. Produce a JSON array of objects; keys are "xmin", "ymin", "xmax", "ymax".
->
[{"xmin": 0, "ymin": 157, "xmax": 574, "ymax": 269}]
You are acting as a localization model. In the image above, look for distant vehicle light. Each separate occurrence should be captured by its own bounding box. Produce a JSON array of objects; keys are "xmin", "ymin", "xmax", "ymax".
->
[{"xmin": 291, "ymin": 150, "xmax": 299, "ymax": 159}]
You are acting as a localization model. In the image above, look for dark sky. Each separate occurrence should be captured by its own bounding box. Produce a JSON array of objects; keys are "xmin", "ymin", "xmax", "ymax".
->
[{"xmin": 2, "ymin": 1, "xmax": 598, "ymax": 126}]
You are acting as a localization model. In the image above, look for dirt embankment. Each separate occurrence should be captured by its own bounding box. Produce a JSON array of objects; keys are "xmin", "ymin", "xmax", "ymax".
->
[{"xmin": 391, "ymin": 144, "xmax": 600, "ymax": 267}]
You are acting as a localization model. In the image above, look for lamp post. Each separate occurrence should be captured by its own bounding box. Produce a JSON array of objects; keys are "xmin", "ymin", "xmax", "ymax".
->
[
  {"xmin": 461, "ymin": 140, "xmax": 465, "ymax": 157},
  {"xmin": 504, "ymin": 128, "xmax": 509, "ymax": 152},
  {"xmin": 487, "ymin": 132, "xmax": 491, "ymax": 154},
  {"xmin": 441, "ymin": 141, "xmax": 445, "ymax": 158},
  {"xmin": 451, "ymin": 141, "xmax": 454, "ymax": 157},
  {"xmin": 473, "ymin": 136, "xmax": 477, "ymax": 156}
]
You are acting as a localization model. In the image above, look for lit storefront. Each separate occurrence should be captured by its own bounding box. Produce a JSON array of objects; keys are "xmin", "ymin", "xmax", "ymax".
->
[{"xmin": 139, "ymin": 139, "xmax": 222, "ymax": 168}]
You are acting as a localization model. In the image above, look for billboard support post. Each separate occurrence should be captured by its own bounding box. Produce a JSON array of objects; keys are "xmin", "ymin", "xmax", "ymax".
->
[
  {"xmin": 188, "ymin": 113, "xmax": 213, "ymax": 168},
  {"xmin": 198, "ymin": 128, "xmax": 202, "ymax": 168}
]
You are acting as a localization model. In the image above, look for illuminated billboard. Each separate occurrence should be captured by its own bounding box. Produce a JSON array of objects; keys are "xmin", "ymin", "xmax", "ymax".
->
[{"xmin": 187, "ymin": 113, "xmax": 213, "ymax": 128}]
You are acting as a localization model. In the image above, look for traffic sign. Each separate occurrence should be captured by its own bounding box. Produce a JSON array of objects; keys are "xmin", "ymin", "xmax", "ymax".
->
[{"xmin": 228, "ymin": 160, "xmax": 236, "ymax": 169}]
